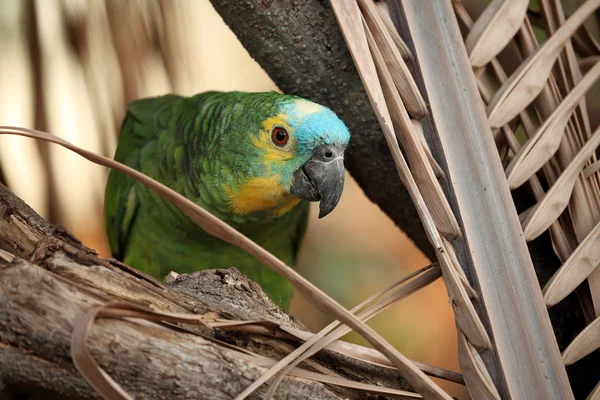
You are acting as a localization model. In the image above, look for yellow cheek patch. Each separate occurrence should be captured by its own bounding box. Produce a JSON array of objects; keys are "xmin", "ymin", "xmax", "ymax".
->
[
  {"xmin": 251, "ymin": 114, "xmax": 294, "ymax": 165},
  {"xmin": 226, "ymin": 175, "xmax": 299, "ymax": 216},
  {"xmin": 229, "ymin": 113, "xmax": 304, "ymax": 217}
]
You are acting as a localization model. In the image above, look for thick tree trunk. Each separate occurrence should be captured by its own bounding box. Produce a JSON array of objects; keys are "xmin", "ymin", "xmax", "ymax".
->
[{"xmin": 0, "ymin": 183, "xmax": 412, "ymax": 399}]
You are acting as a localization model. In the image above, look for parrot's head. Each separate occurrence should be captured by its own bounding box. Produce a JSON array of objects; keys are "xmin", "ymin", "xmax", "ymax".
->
[{"xmin": 223, "ymin": 92, "xmax": 350, "ymax": 219}]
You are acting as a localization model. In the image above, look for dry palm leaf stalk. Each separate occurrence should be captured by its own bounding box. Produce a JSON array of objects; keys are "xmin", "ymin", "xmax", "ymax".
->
[
  {"xmin": 387, "ymin": 0, "xmax": 579, "ymax": 397},
  {"xmin": 454, "ymin": 1, "xmax": 575, "ymax": 265},
  {"xmin": 331, "ymin": 1, "xmax": 502, "ymax": 398},
  {"xmin": 453, "ymin": 0, "xmax": 600, "ymax": 396}
]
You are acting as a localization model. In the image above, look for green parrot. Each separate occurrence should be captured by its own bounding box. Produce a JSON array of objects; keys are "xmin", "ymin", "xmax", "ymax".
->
[{"xmin": 104, "ymin": 91, "xmax": 350, "ymax": 309}]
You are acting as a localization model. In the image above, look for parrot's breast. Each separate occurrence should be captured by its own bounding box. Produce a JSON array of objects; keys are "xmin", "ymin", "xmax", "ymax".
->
[{"xmin": 224, "ymin": 175, "xmax": 301, "ymax": 217}]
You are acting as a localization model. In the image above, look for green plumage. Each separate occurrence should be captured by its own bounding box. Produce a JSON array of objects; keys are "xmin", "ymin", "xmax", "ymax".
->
[{"xmin": 105, "ymin": 91, "xmax": 349, "ymax": 310}]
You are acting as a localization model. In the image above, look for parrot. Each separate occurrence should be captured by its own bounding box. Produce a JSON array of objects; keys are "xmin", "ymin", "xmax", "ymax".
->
[{"xmin": 104, "ymin": 91, "xmax": 350, "ymax": 310}]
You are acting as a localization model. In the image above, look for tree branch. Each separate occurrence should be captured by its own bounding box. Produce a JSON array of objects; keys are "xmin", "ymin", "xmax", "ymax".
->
[{"xmin": 0, "ymin": 260, "xmax": 345, "ymax": 400}]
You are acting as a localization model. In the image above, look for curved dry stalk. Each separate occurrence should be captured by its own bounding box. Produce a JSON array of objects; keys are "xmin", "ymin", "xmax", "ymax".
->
[
  {"xmin": 375, "ymin": 1, "xmax": 412, "ymax": 61},
  {"xmin": 543, "ymin": 221, "xmax": 600, "ymax": 306},
  {"xmin": 521, "ymin": 125, "xmax": 600, "ymax": 240},
  {"xmin": 487, "ymin": 0, "xmax": 600, "ymax": 128},
  {"xmin": 562, "ymin": 315, "xmax": 600, "ymax": 366},
  {"xmin": 71, "ymin": 302, "xmax": 423, "ymax": 400},
  {"xmin": 0, "ymin": 125, "xmax": 449, "ymax": 400},
  {"xmin": 71, "ymin": 303, "xmax": 134, "ymax": 400},
  {"xmin": 399, "ymin": 0, "xmax": 574, "ymax": 396},
  {"xmin": 505, "ymin": 61, "xmax": 600, "ymax": 189},
  {"xmin": 261, "ymin": 266, "xmax": 442, "ymax": 400},
  {"xmin": 457, "ymin": 331, "xmax": 501, "ymax": 400},
  {"xmin": 358, "ymin": 0, "xmax": 427, "ymax": 118},
  {"xmin": 465, "ymin": 0, "xmax": 529, "ymax": 67}
]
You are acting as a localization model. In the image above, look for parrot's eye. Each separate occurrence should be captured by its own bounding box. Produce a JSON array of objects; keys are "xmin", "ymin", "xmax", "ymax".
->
[{"xmin": 271, "ymin": 126, "xmax": 289, "ymax": 147}]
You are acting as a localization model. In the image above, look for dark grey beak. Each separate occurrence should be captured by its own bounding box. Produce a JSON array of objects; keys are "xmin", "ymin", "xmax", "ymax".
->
[{"xmin": 290, "ymin": 144, "xmax": 346, "ymax": 218}]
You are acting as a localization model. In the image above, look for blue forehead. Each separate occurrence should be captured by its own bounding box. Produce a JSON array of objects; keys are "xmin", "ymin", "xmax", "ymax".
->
[{"xmin": 281, "ymin": 101, "xmax": 350, "ymax": 149}]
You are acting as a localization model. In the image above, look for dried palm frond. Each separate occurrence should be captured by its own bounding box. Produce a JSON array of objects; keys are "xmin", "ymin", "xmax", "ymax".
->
[
  {"xmin": 333, "ymin": 0, "xmax": 600, "ymax": 398},
  {"xmin": 459, "ymin": 0, "xmax": 600, "ymax": 338},
  {"xmin": 371, "ymin": 0, "xmax": 600, "ymax": 398}
]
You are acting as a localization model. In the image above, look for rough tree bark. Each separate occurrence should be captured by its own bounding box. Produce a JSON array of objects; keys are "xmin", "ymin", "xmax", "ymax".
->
[{"xmin": 0, "ymin": 183, "xmax": 413, "ymax": 399}]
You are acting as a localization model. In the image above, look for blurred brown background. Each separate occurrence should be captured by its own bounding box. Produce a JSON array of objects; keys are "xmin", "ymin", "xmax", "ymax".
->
[{"xmin": 0, "ymin": 1, "xmax": 465, "ymax": 397}]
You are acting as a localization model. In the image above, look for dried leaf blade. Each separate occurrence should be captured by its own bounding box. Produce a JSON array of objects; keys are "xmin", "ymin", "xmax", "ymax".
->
[
  {"xmin": 487, "ymin": 0, "xmax": 600, "ymax": 128},
  {"xmin": 521, "ymin": 125, "xmax": 600, "ymax": 240},
  {"xmin": 543, "ymin": 222, "xmax": 600, "ymax": 306},
  {"xmin": 465, "ymin": 0, "xmax": 529, "ymax": 67},
  {"xmin": 505, "ymin": 61, "xmax": 600, "ymax": 189},
  {"xmin": 562, "ymin": 315, "xmax": 600, "ymax": 365}
]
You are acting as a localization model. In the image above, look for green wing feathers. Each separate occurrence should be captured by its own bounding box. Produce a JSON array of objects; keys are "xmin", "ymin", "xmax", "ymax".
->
[{"xmin": 104, "ymin": 96, "xmax": 176, "ymax": 260}]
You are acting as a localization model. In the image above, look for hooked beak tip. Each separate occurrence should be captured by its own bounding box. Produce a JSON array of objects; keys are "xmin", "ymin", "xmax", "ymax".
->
[{"xmin": 290, "ymin": 145, "xmax": 346, "ymax": 218}]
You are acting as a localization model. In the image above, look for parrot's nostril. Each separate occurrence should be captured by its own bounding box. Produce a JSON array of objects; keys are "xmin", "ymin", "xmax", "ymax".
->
[{"xmin": 313, "ymin": 144, "xmax": 343, "ymax": 161}]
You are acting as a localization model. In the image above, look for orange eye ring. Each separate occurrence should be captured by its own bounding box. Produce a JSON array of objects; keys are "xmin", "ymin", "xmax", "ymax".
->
[{"xmin": 271, "ymin": 126, "xmax": 289, "ymax": 147}]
